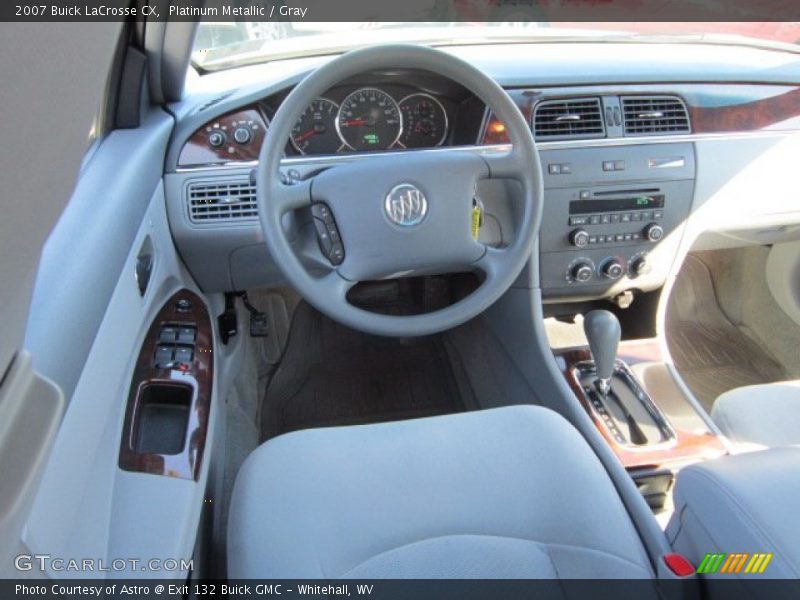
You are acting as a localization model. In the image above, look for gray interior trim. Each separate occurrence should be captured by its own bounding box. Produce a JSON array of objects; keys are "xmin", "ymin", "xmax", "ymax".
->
[
  {"xmin": 144, "ymin": 18, "xmax": 198, "ymax": 104},
  {"xmin": 485, "ymin": 285, "xmax": 672, "ymax": 569},
  {"xmin": 0, "ymin": 22, "xmax": 122, "ymax": 381},
  {"xmin": 24, "ymin": 108, "xmax": 174, "ymax": 402}
]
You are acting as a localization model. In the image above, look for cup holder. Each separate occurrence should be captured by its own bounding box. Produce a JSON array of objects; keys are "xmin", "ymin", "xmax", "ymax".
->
[{"xmin": 133, "ymin": 383, "xmax": 193, "ymax": 455}]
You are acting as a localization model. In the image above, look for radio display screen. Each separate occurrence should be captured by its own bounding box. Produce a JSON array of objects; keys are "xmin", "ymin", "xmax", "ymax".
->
[{"xmin": 570, "ymin": 194, "xmax": 665, "ymax": 215}]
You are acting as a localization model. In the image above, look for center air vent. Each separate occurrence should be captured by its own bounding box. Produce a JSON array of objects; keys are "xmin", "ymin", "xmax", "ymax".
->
[
  {"xmin": 187, "ymin": 179, "xmax": 258, "ymax": 223},
  {"xmin": 533, "ymin": 98, "xmax": 605, "ymax": 140},
  {"xmin": 621, "ymin": 96, "xmax": 690, "ymax": 135}
]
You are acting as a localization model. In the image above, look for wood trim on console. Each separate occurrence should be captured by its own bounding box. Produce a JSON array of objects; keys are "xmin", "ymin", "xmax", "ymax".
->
[
  {"xmin": 554, "ymin": 341, "xmax": 726, "ymax": 471},
  {"xmin": 118, "ymin": 290, "xmax": 214, "ymax": 480},
  {"xmin": 178, "ymin": 107, "xmax": 267, "ymax": 167}
]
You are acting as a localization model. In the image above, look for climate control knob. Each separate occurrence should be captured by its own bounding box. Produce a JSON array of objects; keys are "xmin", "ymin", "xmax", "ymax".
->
[
  {"xmin": 570, "ymin": 228, "xmax": 590, "ymax": 248},
  {"xmin": 644, "ymin": 222, "xmax": 664, "ymax": 242},
  {"xmin": 571, "ymin": 261, "xmax": 594, "ymax": 283},
  {"xmin": 600, "ymin": 258, "xmax": 625, "ymax": 280}
]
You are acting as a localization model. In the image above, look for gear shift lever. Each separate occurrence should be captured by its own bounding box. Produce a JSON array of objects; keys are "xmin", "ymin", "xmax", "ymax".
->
[{"xmin": 583, "ymin": 310, "xmax": 621, "ymax": 396}]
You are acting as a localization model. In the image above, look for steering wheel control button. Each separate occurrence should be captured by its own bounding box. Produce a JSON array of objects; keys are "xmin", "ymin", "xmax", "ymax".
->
[{"xmin": 312, "ymin": 203, "xmax": 345, "ymax": 265}]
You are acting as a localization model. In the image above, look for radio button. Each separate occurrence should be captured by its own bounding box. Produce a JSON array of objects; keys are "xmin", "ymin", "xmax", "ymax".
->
[
  {"xmin": 569, "ymin": 216, "xmax": 589, "ymax": 226},
  {"xmin": 644, "ymin": 223, "xmax": 664, "ymax": 242},
  {"xmin": 588, "ymin": 236, "xmax": 598, "ymax": 244},
  {"xmin": 621, "ymin": 213, "xmax": 632, "ymax": 223},
  {"xmin": 624, "ymin": 233, "xmax": 633, "ymax": 241},
  {"xmin": 570, "ymin": 229, "xmax": 590, "ymax": 248},
  {"xmin": 601, "ymin": 214, "xmax": 611, "ymax": 224},
  {"xmin": 632, "ymin": 212, "xmax": 643, "ymax": 222},
  {"xmin": 610, "ymin": 214, "xmax": 620, "ymax": 224},
  {"xmin": 589, "ymin": 215, "xmax": 601, "ymax": 225},
  {"xmin": 654, "ymin": 210, "xmax": 664, "ymax": 219}
]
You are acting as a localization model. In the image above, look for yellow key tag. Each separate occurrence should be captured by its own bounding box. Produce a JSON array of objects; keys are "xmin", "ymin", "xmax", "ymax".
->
[{"xmin": 471, "ymin": 199, "xmax": 483, "ymax": 240}]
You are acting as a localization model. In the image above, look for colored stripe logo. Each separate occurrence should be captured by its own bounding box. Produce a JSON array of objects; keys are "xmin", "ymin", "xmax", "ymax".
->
[{"xmin": 696, "ymin": 552, "xmax": 773, "ymax": 574}]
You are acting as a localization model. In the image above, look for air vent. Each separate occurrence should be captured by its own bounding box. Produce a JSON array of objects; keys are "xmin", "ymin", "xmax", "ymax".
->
[
  {"xmin": 187, "ymin": 179, "xmax": 258, "ymax": 223},
  {"xmin": 533, "ymin": 98, "xmax": 605, "ymax": 140},
  {"xmin": 621, "ymin": 96, "xmax": 690, "ymax": 136}
]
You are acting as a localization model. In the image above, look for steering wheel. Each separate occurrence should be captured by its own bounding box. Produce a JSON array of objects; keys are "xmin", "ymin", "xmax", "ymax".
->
[{"xmin": 257, "ymin": 44, "xmax": 542, "ymax": 337}]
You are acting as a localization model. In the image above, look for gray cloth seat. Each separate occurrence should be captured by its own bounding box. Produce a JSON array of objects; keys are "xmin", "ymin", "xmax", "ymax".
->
[
  {"xmin": 712, "ymin": 381, "xmax": 800, "ymax": 447},
  {"xmin": 227, "ymin": 405, "xmax": 654, "ymax": 578},
  {"xmin": 667, "ymin": 447, "xmax": 800, "ymax": 580}
]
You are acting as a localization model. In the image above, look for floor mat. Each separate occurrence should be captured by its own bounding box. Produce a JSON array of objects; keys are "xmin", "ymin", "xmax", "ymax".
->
[
  {"xmin": 261, "ymin": 302, "xmax": 464, "ymax": 439},
  {"xmin": 666, "ymin": 255, "xmax": 787, "ymax": 412}
]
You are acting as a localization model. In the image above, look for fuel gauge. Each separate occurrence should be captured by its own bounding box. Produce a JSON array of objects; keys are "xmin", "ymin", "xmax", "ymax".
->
[{"xmin": 398, "ymin": 93, "xmax": 448, "ymax": 149}]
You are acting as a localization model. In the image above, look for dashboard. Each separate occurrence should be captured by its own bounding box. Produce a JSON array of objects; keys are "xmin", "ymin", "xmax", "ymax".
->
[
  {"xmin": 165, "ymin": 42, "xmax": 800, "ymax": 303},
  {"xmin": 177, "ymin": 71, "xmax": 484, "ymax": 167}
]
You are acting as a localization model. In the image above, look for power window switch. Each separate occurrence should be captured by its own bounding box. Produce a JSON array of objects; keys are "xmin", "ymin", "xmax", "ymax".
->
[
  {"xmin": 155, "ymin": 345, "xmax": 174, "ymax": 366},
  {"xmin": 177, "ymin": 327, "xmax": 196, "ymax": 343},
  {"xmin": 158, "ymin": 327, "xmax": 177, "ymax": 343},
  {"xmin": 174, "ymin": 346, "xmax": 194, "ymax": 364}
]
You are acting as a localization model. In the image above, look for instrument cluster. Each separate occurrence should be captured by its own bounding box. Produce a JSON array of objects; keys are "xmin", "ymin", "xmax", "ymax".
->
[{"xmin": 288, "ymin": 86, "xmax": 450, "ymax": 155}]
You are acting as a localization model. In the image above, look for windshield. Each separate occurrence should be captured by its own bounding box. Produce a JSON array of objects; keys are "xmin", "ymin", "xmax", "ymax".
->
[{"xmin": 192, "ymin": 21, "xmax": 800, "ymax": 72}]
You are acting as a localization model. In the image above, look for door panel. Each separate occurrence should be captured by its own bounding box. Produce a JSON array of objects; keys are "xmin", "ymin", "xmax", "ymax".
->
[{"xmin": 24, "ymin": 183, "xmax": 217, "ymax": 578}]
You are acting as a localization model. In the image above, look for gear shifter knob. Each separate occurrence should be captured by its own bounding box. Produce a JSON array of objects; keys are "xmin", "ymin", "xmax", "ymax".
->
[{"xmin": 583, "ymin": 310, "xmax": 621, "ymax": 395}]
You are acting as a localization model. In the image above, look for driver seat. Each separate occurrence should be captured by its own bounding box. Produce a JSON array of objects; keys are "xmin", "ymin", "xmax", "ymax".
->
[{"xmin": 227, "ymin": 405, "xmax": 654, "ymax": 578}]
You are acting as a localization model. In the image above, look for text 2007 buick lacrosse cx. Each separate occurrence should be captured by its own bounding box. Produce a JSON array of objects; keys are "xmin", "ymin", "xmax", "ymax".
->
[{"xmin": 2, "ymin": 12, "xmax": 800, "ymax": 599}]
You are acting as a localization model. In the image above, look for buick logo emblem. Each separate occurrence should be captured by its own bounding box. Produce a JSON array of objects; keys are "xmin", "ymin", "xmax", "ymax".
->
[{"xmin": 384, "ymin": 184, "xmax": 428, "ymax": 227}]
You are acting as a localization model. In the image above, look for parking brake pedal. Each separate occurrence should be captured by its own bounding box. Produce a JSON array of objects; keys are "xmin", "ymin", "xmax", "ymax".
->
[{"xmin": 240, "ymin": 293, "xmax": 269, "ymax": 337}]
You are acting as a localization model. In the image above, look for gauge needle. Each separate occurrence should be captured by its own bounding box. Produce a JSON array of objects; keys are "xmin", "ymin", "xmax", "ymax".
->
[
  {"xmin": 340, "ymin": 118, "xmax": 367, "ymax": 127},
  {"xmin": 295, "ymin": 130, "xmax": 315, "ymax": 142}
]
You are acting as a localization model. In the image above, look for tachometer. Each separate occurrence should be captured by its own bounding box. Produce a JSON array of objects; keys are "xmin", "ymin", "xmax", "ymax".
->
[
  {"xmin": 290, "ymin": 98, "xmax": 342, "ymax": 155},
  {"xmin": 399, "ymin": 93, "xmax": 448, "ymax": 148},
  {"xmin": 336, "ymin": 88, "xmax": 402, "ymax": 151}
]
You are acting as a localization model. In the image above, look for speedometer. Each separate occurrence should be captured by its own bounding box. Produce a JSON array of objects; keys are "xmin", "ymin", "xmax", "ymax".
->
[
  {"xmin": 290, "ymin": 98, "xmax": 342, "ymax": 155},
  {"xmin": 336, "ymin": 88, "xmax": 402, "ymax": 151}
]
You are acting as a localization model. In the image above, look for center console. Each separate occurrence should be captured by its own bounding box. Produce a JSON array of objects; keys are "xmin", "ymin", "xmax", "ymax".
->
[
  {"xmin": 554, "ymin": 310, "xmax": 726, "ymax": 509},
  {"xmin": 538, "ymin": 143, "xmax": 695, "ymax": 301}
]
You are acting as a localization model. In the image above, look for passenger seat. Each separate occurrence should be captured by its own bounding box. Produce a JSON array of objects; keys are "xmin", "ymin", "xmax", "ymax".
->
[{"xmin": 712, "ymin": 381, "xmax": 800, "ymax": 447}]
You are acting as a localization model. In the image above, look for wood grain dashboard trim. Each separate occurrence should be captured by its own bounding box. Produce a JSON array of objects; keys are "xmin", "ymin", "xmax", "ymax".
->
[
  {"xmin": 480, "ymin": 84, "xmax": 800, "ymax": 145},
  {"xmin": 178, "ymin": 107, "xmax": 267, "ymax": 167},
  {"xmin": 554, "ymin": 341, "xmax": 726, "ymax": 471},
  {"xmin": 118, "ymin": 290, "xmax": 214, "ymax": 480}
]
